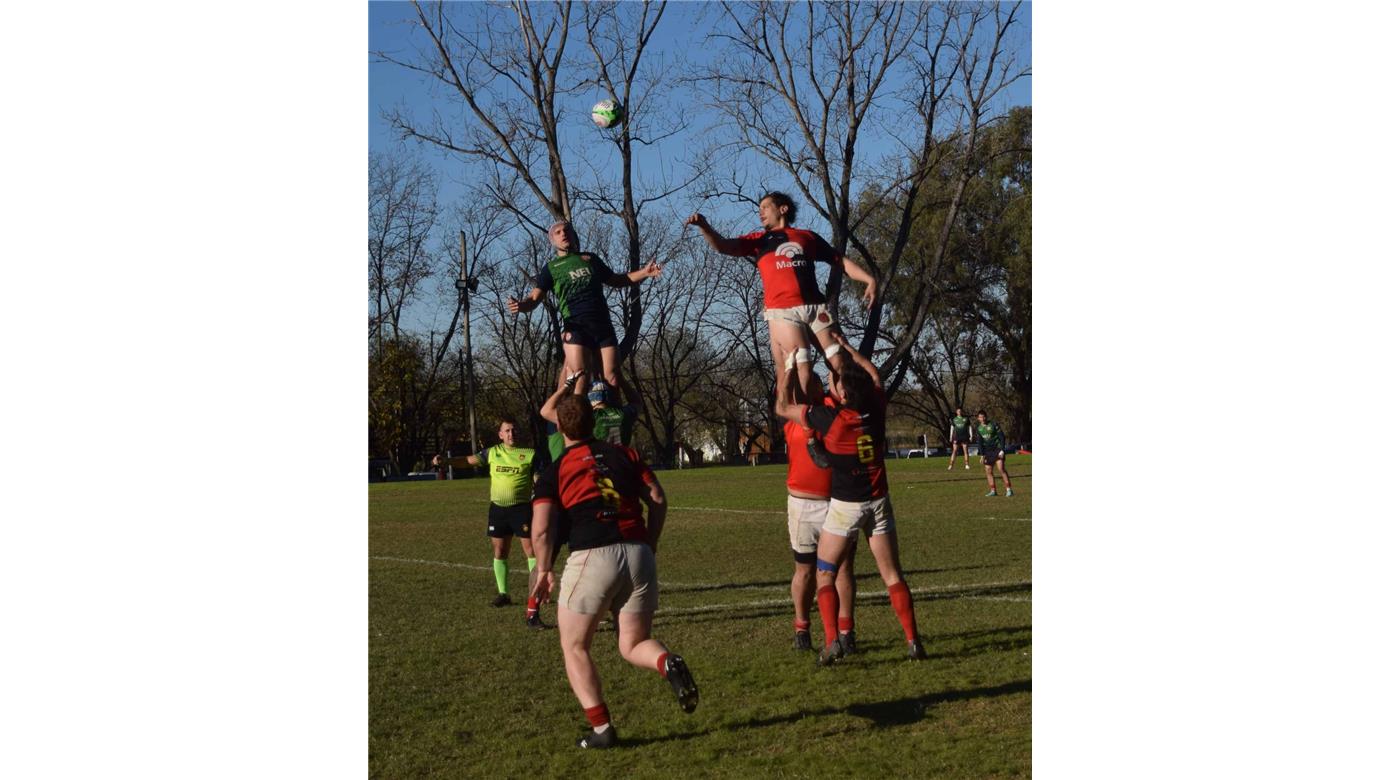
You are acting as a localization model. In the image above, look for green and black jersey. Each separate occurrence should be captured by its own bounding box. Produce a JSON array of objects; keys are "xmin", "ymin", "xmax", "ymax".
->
[
  {"xmin": 975, "ymin": 421, "xmax": 1005, "ymax": 453},
  {"xmin": 593, "ymin": 404, "xmax": 638, "ymax": 447},
  {"xmin": 951, "ymin": 414, "xmax": 971, "ymax": 439},
  {"xmin": 533, "ymin": 252, "xmax": 614, "ymax": 322}
]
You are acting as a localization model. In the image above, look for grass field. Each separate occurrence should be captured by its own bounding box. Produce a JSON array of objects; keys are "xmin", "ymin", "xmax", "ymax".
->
[{"xmin": 370, "ymin": 456, "xmax": 1031, "ymax": 778}]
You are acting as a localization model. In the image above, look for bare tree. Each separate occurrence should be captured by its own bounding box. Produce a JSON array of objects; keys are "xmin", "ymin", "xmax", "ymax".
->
[
  {"xmin": 697, "ymin": 1, "xmax": 1029, "ymax": 393},
  {"xmin": 369, "ymin": 151, "xmax": 440, "ymax": 348},
  {"xmin": 375, "ymin": 0, "xmax": 575, "ymax": 227}
]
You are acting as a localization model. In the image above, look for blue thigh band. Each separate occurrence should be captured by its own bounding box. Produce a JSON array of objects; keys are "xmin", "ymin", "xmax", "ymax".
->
[{"xmin": 816, "ymin": 558, "xmax": 839, "ymax": 573}]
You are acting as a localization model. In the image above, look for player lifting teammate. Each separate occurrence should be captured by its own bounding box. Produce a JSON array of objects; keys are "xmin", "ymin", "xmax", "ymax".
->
[
  {"xmin": 685, "ymin": 192, "xmax": 877, "ymax": 399},
  {"xmin": 508, "ymin": 221, "xmax": 661, "ymax": 390},
  {"xmin": 528, "ymin": 394, "xmax": 699, "ymax": 749},
  {"xmin": 774, "ymin": 334, "xmax": 927, "ymax": 664},
  {"xmin": 783, "ymin": 353, "xmax": 859, "ymax": 654}
]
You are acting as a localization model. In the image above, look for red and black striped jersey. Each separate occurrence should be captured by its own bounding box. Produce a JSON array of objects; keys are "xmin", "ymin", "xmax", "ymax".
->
[
  {"xmin": 532, "ymin": 439, "xmax": 658, "ymax": 551},
  {"xmin": 784, "ymin": 419, "xmax": 831, "ymax": 498},
  {"xmin": 803, "ymin": 386, "xmax": 888, "ymax": 501},
  {"xmin": 731, "ymin": 227, "xmax": 836, "ymax": 309}
]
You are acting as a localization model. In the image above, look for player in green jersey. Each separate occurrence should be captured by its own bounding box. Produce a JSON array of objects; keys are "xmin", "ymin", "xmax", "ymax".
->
[
  {"xmin": 974, "ymin": 410, "xmax": 1013, "ymax": 497},
  {"xmin": 587, "ymin": 380, "xmax": 639, "ymax": 446},
  {"xmin": 462, "ymin": 416, "xmax": 550, "ymax": 627},
  {"xmin": 507, "ymin": 221, "xmax": 662, "ymax": 392},
  {"xmin": 947, "ymin": 407, "xmax": 972, "ymax": 470}
]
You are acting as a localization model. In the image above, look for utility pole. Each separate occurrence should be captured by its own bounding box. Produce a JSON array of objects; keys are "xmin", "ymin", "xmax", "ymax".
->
[{"xmin": 458, "ymin": 230, "xmax": 479, "ymax": 453}]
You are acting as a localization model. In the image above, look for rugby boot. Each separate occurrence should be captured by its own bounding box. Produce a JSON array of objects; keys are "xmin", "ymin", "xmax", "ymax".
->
[
  {"xmin": 578, "ymin": 725, "xmax": 617, "ymax": 749},
  {"xmin": 907, "ymin": 639, "xmax": 928, "ymax": 661},
  {"xmin": 664, "ymin": 654, "xmax": 699, "ymax": 713}
]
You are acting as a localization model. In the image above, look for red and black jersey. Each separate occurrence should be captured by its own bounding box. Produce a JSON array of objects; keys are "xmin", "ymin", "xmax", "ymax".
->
[
  {"xmin": 784, "ymin": 420, "xmax": 831, "ymax": 498},
  {"xmin": 531, "ymin": 439, "xmax": 658, "ymax": 551},
  {"xmin": 732, "ymin": 227, "xmax": 836, "ymax": 309},
  {"xmin": 803, "ymin": 386, "xmax": 888, "ymax": 501}
]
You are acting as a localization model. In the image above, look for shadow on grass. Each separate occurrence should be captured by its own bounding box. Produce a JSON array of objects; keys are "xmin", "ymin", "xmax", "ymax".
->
[
  {"xmin": 624, "ymin": 679, "xmax": 1032, "ymax": 746},
  {"xmin": 894, "ymin": 472, "xmax": 1031, "ymax": 486},
  {"xmin": 660, "ymin": 563, "xmax": 1001, "ymax": 595},
  {"xmin": 654, "ymin": 582, "xmax": 1031, "ymax": 628}
]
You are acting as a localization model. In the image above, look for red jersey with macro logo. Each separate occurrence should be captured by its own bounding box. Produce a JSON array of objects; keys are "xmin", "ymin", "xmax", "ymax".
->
[
  {"xmin": 802, "ymin": 386, "xmax": 888, "ymax": 502},
  {"xmin": 784, "ymin": 420, "xmax": 832, "ymax": 498},
  {"xmin": 531, "ymin": 439, "xmax": 657, "ymax": 551},
  {"xmin": 732, "ymin": 227, "xmax": 837, "ymax": 309}
]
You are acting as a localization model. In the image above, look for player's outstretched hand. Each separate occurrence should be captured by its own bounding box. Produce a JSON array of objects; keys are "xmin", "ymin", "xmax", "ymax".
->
[
  {"xmin": 507, "ymin": 296, "xmax": 522, "ymax": 314},
  {"xmin": 641, "ymin": 259, "xmax": 663, "ymax": 278},
  {"xmin": 861, "ymin": 282, "xmax": 876, "ymax": 310},
  {"xmin": 684, "ymin": 213, "xmax": 709, "ymax": 230},
  {"xmin": 530, "ymin": 570, "xmax": 556, "ymax": 605}
]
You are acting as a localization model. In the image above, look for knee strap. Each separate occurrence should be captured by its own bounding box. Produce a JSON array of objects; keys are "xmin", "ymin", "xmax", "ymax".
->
[
  {"xmin": 816, "ymin": 558, "xmax": 839, "ymax": 573},
  {"xmin": 794, "ymin": 348, "xmax": 811, "ymax": 364},
  {"xmin": 793, "ymin": 550, "xmax": 817, "ymax": 565}
]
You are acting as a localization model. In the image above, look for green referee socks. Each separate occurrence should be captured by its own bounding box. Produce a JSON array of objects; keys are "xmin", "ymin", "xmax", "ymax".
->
[
  {"xmin": 493, "ymin": 558, "xmax": 509, "ymax": 594},
  {"xmin": 527, "ymin": 556, "xmax": 537, "ymax": 573}
]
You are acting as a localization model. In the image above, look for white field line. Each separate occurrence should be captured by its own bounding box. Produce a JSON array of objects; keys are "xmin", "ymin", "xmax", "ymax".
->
[
  {"xmin": 439, "ymin": 497, "xmax": 1028, "ymax": 521},
  {"xmin": 369, "ymin": 556, "xmax": 1029, "ymax": 607},
  {"xmin": 369, "ymin": 555, "xmax": 792, "ymax": 590}
]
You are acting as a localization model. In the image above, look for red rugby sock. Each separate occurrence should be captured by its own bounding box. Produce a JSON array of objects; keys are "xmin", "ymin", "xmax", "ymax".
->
[
  {"xmin": 887, "ymin": 581, "xmax": 918, "ymax": 641},
  {"xmin": 655, "ymin": 651, "xmax": 670, "ymax": 677},
  {"xmin": 816, "ymin": 585, "xmax": 839, "ymax": 646},
  {"xmin": 794, "ymin": 619, "xmax": 811, "ymax": 633},
  {"xmin": 838, "ymin": 616, "xmax": 853, "ymax": 634},
  {"xmin": 526, "ymin": 596, "xmax": 539, "ymax": 617},
  {"xmin": 584, "ymin": 703, "xmax": 610, "ymax": 728}
]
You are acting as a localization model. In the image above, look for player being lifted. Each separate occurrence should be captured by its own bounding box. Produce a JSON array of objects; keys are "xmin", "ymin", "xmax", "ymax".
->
[
  {"xmin": 774, "ymin": 333, "xmax": 927, "ymax": 664},
  {"xmin": 529, "ymin": 394, "xmax": 699, "ymax": 749},
  {"xmin": 508, "ymin": 220, "xmax": 662, "ymax": 390},
  {"xmin": 685, "ymin": 192, "xmax": 877, "ymax": 399}
]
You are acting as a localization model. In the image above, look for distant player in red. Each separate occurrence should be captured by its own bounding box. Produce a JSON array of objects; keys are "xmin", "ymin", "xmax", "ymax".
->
[
  {"xmin": 528, "ymin": 395, "xmax": 699, "ymax": 749},
  {"xmin": 774, "ymin": 334, "xmax": 927, "ymax": 664},
  {"xmin": 784, "ymin": 357, "xmax": 859, "ymax": 654},
  {"xmin": 685, "ymin": 192, "xmax": 877, "ymax": 399}
]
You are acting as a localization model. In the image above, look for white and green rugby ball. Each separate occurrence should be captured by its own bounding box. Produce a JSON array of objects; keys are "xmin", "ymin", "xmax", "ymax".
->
[{"xmin": 591, "ymin": 98, "xmax": 624, "ymax": 129}]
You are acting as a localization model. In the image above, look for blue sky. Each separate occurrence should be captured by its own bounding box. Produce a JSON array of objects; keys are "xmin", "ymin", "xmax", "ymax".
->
[{"xmin": 368, "ymin": 1, "xmax": 1031, "ymax": 331}]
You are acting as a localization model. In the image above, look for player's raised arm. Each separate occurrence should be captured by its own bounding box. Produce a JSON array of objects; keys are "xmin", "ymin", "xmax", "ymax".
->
[
  {"xmin": 773, "ymin": 348, "xmax": 809, "ymax": 426},
  {"xmin": 540, "ymin": 370, "xmax": 585, "ymax": 425},
  {"xmin": 829, "ymin": 331, "xmax": 883, "ymax": 389},
  {"xmin": 840, "ymin": 256, "xmax": 878, "ymax": 309},
  {"xmin": 684, "ymin": 212, "xmax": 751, "ymax": 256},
  {"xmin": 606, "ymin": 258, "xmax": 663, "ymax": 288},
  {"xmin": 507, "ymin": 286, "xmax": 545, "ymax": 314}
]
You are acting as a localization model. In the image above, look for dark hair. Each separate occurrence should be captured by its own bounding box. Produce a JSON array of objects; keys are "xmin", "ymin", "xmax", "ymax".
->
[
  {"xmin": 976, "ymin": 409, "xmax": 987, "ymax": 417},
  {"xmin": 557, "ymin": 395, "xmax": 594, "ymax": 440},
  {"xmin": 762, "ymin": 191, "xmax": 797, "ymax": 223},
  {"xmin": 836, "ymin": 363, "xmax": 874, "ymax": 412},
  {"xmin": 498, "ymin": 415, "xmax": 518, "ymax": 428}
]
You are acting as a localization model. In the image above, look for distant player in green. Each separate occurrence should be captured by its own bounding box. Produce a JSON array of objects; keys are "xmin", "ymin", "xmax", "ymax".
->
[
  {"xmin": 974, "ymin": 410, "xmax": 1013, "ymax": 497},
  {"xmin": 507, "ymin": 221, "xmax": 662, "ymax": 390},
  {"xmin": 462, "ymin": 416, "xmax": 550, "ymax": 627},
  {"xmin": 947, "ymin": 407, "xmax": 972, "ymax": 470}
]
